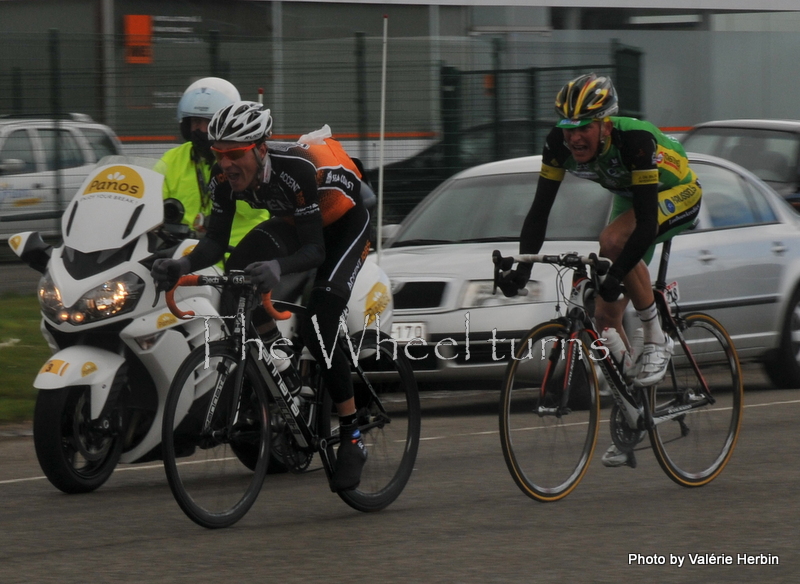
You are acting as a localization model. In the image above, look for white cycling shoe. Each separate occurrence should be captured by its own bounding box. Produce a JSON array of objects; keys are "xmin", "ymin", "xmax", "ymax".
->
[
  {"xmin": 633, "ymin": 333, "xmax": 674, "ymax": 387},
  {"xmin": 600, "ymin": 445, "xmax": 636, "ymax": 468}
]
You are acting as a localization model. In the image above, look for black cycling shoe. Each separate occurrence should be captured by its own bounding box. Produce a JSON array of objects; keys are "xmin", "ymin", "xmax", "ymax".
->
[{"xmin": 331, "ymin": 423, "xmax": 367, "ymax": 491}]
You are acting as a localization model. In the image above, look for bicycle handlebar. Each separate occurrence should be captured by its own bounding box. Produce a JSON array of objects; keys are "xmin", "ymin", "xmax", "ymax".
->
[
  {"xmin": 165, "ymin": 273, "xmax": 293, "ymax": 321},
  {"xmin": 492, "ymin": 249, "xmax": 613, "ymax": 297},
  {"xmin": 499, "ymin": 252, "xmax": 612, "ymax": 272}
]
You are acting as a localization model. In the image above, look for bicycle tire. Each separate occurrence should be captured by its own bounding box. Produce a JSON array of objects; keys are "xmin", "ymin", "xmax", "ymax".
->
[
  {"xmin": 499, "ymin": 320, "xmax": 600, "ymax": 502},
  {"xmin": 320, "ymin": 330, "xmax": 421, "ymax": 512},
  {"xmin": 162, "ymin": 341, "xmax": 271, "ymax": 528},
  {"xmin": 649, "ymin": 313, "xmax": 743, "ymax": 487}
]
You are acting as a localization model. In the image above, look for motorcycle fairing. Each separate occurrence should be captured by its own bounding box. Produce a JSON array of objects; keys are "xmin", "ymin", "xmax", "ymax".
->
[
  {"xmin": 61, "ymin": 163, "xmax": 165, "ymax": 254},
  {"xmin": 33, "ymin": 345, "xmax": 125, "ymax": 420}
]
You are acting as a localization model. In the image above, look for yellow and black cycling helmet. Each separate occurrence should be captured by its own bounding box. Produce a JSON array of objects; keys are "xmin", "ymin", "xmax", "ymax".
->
[{"xmin": 554, "ymin": 73, "xmax": 619, "ymax": 129}]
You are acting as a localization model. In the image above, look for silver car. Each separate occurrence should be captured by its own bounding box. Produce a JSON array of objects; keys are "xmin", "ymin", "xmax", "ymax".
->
[
  {"xmin": 0, "ymin": 113, "xmax": 122, "ymax": 241},
  {"xmin": 379, "ymin": 153, "xmax": 800, "ymax": 388},
  {"xmin": 680, "ymin": 119, "xmax": 800, "ymax": 210}
]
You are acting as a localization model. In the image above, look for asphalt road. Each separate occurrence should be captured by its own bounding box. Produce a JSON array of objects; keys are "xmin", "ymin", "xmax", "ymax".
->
[{"xmin": 0, "ymin": 373, "xmax": 797, "ymax": 584}]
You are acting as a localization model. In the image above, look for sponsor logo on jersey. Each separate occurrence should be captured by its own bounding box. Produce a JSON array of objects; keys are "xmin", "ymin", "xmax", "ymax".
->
[
  {"xmin": 279, "ymin": 171, "xmax": 301, "ymax": 193},
  {"xmin": 569, "ymin": 170, "xmax": 600, "ymax": 180},
  {"xmin": 659, "ymin": 199, "xmax": 677, "ymax": 215},
  {"xmin": 323, "ymin": 170, "xmax": 355, "ymax": 192},
  {"xmin": 295, "ymin": 202, "xmax": 320, "ymax": 217},
  {"xmin": 632, "ymin": 169, "xmax": 659, "ymax": 185},
  {"xmin": 656, "ymin": 149, "xmax": 683, "ymax": 172}
]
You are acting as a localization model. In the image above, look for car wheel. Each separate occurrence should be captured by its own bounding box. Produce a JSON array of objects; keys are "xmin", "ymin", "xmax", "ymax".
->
[{"xmin": 765, "ymin": 285, "xmax": 800, "ymax": 388}]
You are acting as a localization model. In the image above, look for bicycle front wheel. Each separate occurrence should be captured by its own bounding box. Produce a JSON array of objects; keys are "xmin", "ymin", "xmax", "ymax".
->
[
  {"xmin": 499, "ymin": 321, "xmax": 600, "ymax": 502},
  {"xmin": 162, "ymin": 341, "xmax": 271, "ymax": 528},
  {"xmin": 322, "ymin": 331, "xmax": 421, "ymax": 512},
  {"xmin": 649, "ymin": 313, "xmax": 743, "ymax": 487}
]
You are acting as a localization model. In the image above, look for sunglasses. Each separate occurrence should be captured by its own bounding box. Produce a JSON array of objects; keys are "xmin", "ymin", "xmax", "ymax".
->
[{"xmin": 210, "ymin": 143, "xmax": 257, "ymax": 162}]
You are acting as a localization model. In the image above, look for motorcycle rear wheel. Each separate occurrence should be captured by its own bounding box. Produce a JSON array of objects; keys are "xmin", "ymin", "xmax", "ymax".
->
[{"xmin": 33, "ymin": 386, "xmax": 123, "ymax": 494}]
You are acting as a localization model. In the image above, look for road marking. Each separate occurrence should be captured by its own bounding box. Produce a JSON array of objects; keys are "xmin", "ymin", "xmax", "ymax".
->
[{"xmin": 1, "ymin": 398, "xmax": 798, "ymax": 486}]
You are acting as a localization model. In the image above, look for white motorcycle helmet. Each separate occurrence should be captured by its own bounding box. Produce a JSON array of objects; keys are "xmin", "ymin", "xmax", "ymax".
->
[{"xmin": 177, "ymin": 77, "xmax": 241, "ymax": 141}]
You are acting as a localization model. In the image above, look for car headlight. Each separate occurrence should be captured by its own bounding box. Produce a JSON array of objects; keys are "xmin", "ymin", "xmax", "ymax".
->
[
  {"xmin": 460, "ymin": 280, "xmax": 542, "ymax": 308},
  {"xmin": 38, "ymin": 271, "xmax": 145, "ymax": 325}
]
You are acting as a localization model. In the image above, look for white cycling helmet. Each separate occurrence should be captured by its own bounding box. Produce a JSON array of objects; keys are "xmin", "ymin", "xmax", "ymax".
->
[
  {"xmin": 176, "ymin": 77, "xmax": 241, "ymax": 122},
  {"xmin": 208, "ymin": 101, "xmax": 273, "ymax": 143}
]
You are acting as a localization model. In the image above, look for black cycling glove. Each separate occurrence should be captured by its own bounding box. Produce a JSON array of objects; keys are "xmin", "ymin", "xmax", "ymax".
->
[
  {"xmin": 151, "ymin": 257, "xmax": 191, "ymax": 292},
  {"xmin": 245, "ymin": 260, "xmax": 282, "ymax": 294},
  {"xmin": 497, "ymin": 262, "xmax": 532, "ymax": 298}
]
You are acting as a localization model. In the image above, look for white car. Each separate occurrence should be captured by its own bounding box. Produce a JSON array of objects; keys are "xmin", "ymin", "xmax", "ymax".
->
[
  {"xmin": 0, "ymin": 113, "xmax": 122, "ymax": 241},
  {"xmin": 379, "ymin": 153, "xmax": 800, "ymax": 388}
]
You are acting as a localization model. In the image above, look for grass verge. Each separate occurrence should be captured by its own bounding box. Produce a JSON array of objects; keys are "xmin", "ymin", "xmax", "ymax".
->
[{"xmin": 0, "ymin": 293, "xmax": 50, "ymax": 424}]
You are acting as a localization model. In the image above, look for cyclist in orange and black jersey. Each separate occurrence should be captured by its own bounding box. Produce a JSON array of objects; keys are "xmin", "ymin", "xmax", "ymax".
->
[
  {"xmin": 151, "ymin": 102, "xmax": 371, "ymax": 491},
  {"xmin": 202, "ymin": 138, "xmax": 368, "ymax": 287}
]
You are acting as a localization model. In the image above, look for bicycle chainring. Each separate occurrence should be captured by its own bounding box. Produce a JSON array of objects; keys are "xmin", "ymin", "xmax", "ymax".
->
[{"xmin": 609, "ymin": 402, "xmax": 646, "ymax": 453}]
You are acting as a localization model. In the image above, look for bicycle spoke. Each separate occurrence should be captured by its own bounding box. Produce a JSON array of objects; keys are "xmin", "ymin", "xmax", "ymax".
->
[
  {"xmin": 162, "ymin": 342, "xmax": 270, "ymax": 528},
  {"xmin": 649, "ymin": 314, "xmax": 743, "ymax": 487},
  {"xmin": 500, "ymin": 322, "xmax": 599, "ymax": 502},
  {"xmin": 325, "ymin": 331, "xmax": 421, "ymax": 512}
]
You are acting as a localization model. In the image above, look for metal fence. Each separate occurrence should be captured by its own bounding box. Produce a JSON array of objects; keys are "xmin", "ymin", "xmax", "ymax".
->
[{"xmin": 1, "ymin": 30, "xmax": 640, "ymax": 229}]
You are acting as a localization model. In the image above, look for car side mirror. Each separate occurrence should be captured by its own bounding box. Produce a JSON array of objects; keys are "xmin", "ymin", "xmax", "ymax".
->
[{"xmin": 0, "ymin": 158, "xmax": 27, "ymax": 175}]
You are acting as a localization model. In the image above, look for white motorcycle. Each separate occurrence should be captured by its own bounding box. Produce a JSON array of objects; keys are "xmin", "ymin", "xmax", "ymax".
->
[{"xmin": 9, "ymin": 156, "xmax": 393, "ymax": 493}]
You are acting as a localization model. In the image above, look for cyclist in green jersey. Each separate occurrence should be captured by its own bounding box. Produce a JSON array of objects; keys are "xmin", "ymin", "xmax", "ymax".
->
[{"xmin": 496, "ymin": 73, "xmax": 702, "ymax": 467}]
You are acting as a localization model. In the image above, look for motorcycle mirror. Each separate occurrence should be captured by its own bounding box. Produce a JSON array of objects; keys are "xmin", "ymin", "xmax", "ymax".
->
[
  {"xmin": 8, "ymin": 231, "xmax": 52, "ymax": 274},
  {"xmin": 163, "ymin": 198, "xmax": 186, "ymax": 225}
]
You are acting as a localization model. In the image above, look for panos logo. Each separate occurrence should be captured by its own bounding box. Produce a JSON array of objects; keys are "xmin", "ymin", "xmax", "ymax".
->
[{"xmin": 83, "ymin": 166, "xmax": 145, "ymax": 198}]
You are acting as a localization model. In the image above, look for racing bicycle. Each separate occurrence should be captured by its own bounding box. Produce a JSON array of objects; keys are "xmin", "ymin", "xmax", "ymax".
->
[
  {"xmin": 160, "ymin": 272, "xmax": 420, "ymax": 528},
  {"xmin": 493, "ymin": 239, "xmax": 743, "ymax": 502}
]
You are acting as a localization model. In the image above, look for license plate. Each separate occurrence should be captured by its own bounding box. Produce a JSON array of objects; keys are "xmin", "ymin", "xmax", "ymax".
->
[
  {"xmin": 391, "ymin": 322, "xmax": 427, "ymax": 343},
  {"xmin": 665, "ymin": 281, "xmax": 680, "ymax": 304}
]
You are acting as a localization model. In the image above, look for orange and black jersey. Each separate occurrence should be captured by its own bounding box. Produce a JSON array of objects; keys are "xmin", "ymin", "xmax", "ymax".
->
[{"xmin": 203, "ymin": 138, "xmax": 364, "ymax": 275}]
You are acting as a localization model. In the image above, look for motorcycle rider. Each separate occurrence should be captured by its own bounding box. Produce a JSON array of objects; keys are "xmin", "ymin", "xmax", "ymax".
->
[
  {"xmin": 151, "ymin": 101, "xmax": 371, "ymax": 491},
  {"xmin": 161, "ymin": 77, "xmax": 269, "ymax": 245}
]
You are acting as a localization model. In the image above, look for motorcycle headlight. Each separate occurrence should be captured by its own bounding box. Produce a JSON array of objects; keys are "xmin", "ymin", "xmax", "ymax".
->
[
  {"xmin": 460, "ymin": 280, "xmax": 542, "ymax": 309},
  {"xmin": 38, "ymin": 273, "xmax": 63, "ymax": 321},
  {"xmin": 39, "ymin": 272, "xmax": 145, "ymax": 325}
]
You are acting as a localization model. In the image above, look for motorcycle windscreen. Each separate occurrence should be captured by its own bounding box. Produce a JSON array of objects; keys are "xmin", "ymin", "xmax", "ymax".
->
[{"xmin": 61, "ymin": 161, "xmax": 165, "ymax": 253}]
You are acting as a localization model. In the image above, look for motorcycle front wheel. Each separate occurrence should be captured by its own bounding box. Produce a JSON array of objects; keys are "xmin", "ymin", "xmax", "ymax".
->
[{"xmin": 33, "ymin": 386, "xmax": 123, "ymax": 493}]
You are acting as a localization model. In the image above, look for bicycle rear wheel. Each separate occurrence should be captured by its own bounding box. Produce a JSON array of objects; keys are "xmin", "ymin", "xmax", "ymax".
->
[
  {"xmin": 499, "ymin": 321, "xmax": 600, "ymax": 502},
  {"xmin": 649, "ymin": 313, "xmax": 743, "ymax": 487},
  {"xmin": 322, "ymin": 331, "xmax": 421, "ymax": 512},
  {"xmin": 162, "ymin": 341, "xmax": 271, "ymax": 528}
]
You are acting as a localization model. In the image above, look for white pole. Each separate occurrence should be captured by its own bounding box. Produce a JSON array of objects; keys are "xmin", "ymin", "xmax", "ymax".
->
[{"xmin": 377, "ymin": 14, "xmax": 388, "ymax": 265}]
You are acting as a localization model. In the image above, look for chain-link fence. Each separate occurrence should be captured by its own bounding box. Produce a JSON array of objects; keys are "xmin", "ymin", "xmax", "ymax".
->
[{"xmin": 1, "ymin": 30, "xmax": 640, "ymax": 232}]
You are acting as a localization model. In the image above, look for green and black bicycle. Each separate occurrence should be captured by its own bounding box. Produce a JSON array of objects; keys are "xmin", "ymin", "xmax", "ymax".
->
[{"xmin": 494, "ymin": 239, "xmax": 743, "ymax": 502}]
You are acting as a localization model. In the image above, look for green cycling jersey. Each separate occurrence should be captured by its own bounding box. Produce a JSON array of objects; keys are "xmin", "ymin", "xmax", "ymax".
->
[{"xmin": 540, "ymin": 116, "xmax": 695, "ymax": 197}]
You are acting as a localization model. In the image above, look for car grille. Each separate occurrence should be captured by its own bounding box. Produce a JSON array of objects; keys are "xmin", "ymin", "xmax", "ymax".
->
[{"xmin": 393, "ymin": 281, "xmax": 447, "ymax": 309}]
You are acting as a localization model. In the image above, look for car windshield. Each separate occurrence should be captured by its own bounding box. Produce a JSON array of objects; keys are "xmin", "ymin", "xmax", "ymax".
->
[
  {"xmin": 391, "ymin": 171, "xmax": 612, "ymax": 246},
  {"xmin": 682, "ymin": 127, "xmax": 799, "ymax": 184}
]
